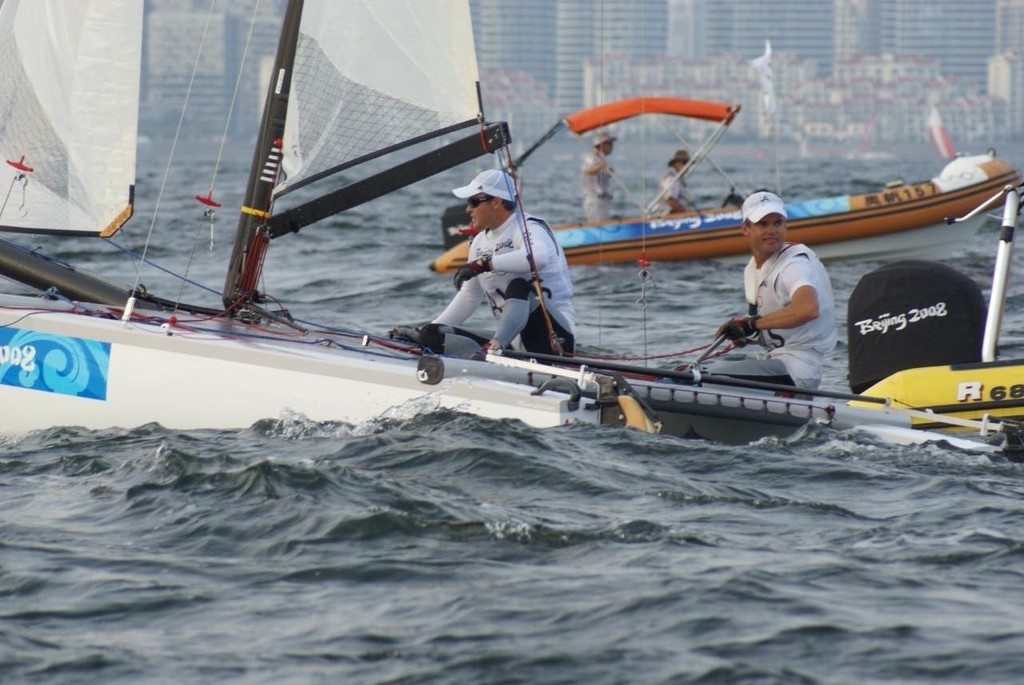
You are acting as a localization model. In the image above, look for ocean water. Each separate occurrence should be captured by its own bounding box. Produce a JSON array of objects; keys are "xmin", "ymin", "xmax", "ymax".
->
[{"xmin": 2, "ymin": 137, "xmax": 1024, "ymax": 684}]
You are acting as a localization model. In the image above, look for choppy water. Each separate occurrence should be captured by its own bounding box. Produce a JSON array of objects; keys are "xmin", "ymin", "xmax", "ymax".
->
[{"xmin": 3, "ymin": 137, "xmax": 1024, "ymax": 684}]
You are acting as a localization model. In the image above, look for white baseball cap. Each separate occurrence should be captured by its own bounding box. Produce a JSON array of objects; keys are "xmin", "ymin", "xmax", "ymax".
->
[
  {"xmin": 741, "ymin": 191, "xmax": 787, "ymax": 223},
  {"xmin": 593, "ymin": 132, "xmax": 617, "ymax": 146},
  {"xmin": 452, "ymin": 169, "xmax": 516, "ymax": 202}
]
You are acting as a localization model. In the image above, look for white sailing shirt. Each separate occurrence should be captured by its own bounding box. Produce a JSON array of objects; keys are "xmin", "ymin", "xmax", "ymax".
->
[
  {"xmin": 581, "ymin": 149, "xmax": 612, "ymax": 200},
  {"xmin": 743, "ymin": 243, "xmax": 837, "ymax": 383},
  {"xmin": 433, "ymin": 212, "xmax": 575, "ymax": 334},
  {"xmin": 651, "ymin": 168, "xmax": 690, "ymax": 215}
]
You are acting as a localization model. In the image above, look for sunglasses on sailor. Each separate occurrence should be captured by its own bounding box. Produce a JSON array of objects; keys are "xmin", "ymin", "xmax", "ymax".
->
[{"xmin": 466, "ymin": 194, "xmax": 493, "ymax": 207}]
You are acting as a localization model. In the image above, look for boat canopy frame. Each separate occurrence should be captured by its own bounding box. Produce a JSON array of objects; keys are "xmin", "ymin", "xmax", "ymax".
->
[{"xmin": 512, "ymin": 97, "xmax": 741, "ymax": 214}]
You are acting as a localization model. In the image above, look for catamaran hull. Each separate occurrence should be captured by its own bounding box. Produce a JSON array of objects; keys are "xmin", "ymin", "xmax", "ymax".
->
[
  {"xmin": 1, "ymin": 293, "xmax": 1017, "ymax": 456},
  {"xmin": 627, "ymin": 377, "xmax": 1016, "ymax": 452},
  {"xmin": 431, "ymin": 154, "xmax": 1020, "ymax": 271},
  {"xmin": 858, "ymin": 359, "xmax": 1024, "ymax": 429},
  {"xmin": 0, "ymin": 296, "xmax": 606, "ymax": 434}
]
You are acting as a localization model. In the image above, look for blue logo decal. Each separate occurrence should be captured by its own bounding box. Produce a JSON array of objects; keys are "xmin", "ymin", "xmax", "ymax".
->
[{"xmin": 0, "ymin": 326, "xmax": 110, "ymax": 400}]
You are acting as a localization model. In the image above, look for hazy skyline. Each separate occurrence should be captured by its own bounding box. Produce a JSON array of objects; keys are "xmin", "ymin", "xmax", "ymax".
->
[{"xmin": 137, "ymin": 0, "xmax": 1023, "ymax": 146}]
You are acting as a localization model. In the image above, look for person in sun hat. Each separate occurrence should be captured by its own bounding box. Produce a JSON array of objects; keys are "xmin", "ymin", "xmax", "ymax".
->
[
  {"xmin": 650, "ymin": 148, "xmax": 695, "ymax": 215},
  {"xmin": 709, "ymin": 189, "xmax": 837, "ymax": 390},
  {"xmin": 581, "ymin": 131, "xmax": 617, "ymax": 222},
  {"xmin": 393, "ymin": 169, "xmax": 575, "ymax": 358}
]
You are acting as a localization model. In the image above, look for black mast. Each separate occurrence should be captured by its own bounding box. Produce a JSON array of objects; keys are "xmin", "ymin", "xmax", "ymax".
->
[{"xmin": 222, "ymin": 0, "xmax": 304, "ymax": 313}]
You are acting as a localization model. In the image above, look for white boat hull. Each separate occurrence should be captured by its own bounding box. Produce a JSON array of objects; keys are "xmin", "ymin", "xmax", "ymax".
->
[{"xmin": 0, "ymin": 296, "xmax": 602, "ymax": 434}]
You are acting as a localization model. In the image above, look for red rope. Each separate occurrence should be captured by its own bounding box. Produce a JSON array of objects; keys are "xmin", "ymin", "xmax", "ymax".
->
[{"xmin": 238, "ymin": 230, "xmax": 270, "ymax": 296}]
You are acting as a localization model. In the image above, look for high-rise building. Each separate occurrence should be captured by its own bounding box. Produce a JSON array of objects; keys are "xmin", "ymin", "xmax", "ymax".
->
[
  {"xmin": 703, "ymin": 0, "xmax": 835, "ymax": 77},
  {"xmin": 834, "ymin": 0, "xmax": 881, "ymax": 62},
  {"xmin": 470, "ymin": 0, "xmax": 667, "ymax": 114},
  {"xmin": 136, "ymin": 0, "xmax": 1019, "ymax": 142},
  {"xmin": 990, "ymin": 52, "xmax": 1024, "ymax": 134},
  {"xmin": 552, "ymin": 0, "xmax": 596, "ymax": 113},
  {"xmin": 996, "ymin": 0, "xmax": 1024, "ymax": 55},
  {"xmin": 667, "ymin": 0, "xmax": 705, "ymax": 59},
  {"xmin": 469, "ymin": 0, "xmax": 558, "ymax": 112},
  {"xmin": 877, "ymin": 0, "xmax": 997, "ymax": 91},
  {"xmin": 560, "ymin": 1, "xmax": 668, "ymax": 111}
]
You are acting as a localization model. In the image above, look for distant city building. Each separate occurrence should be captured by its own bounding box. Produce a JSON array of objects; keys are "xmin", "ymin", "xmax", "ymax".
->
[
  {"xmin": 469, "ymin": 0, "xmax": 558, "ymax": 115},
  {"xmin": 667, "ymin": 0, "xmax": 704, "ymax": 59},
  {"xmin": 989, "ymin": 52, "xmax": 1024, "ymax": 135},
  {"xmin": 582, "ymin": 48, "xmax": 999, "ymax": 151},
  {"xmin": 143, "ymin": 2, "xmax": 280, "ymax": 138},
  {"xmin": 877, "ymin": 0, "xmax": 997, "ymax": 92},
  {"xmin": 702, "ymin": 0, "xmax": 836, "ymax": 77},
  {"xmin": 137, "ymin": 0, "xmax": 1020, "ymax": 145},
  {"xmin": 471, "ymin": 0, "xmax": 667, "ymax": 114},
  {"xmin": 552, "ymin": 0, "xmax": 597, "ymax": 114},
  {"xmin": 562, "ymin": 1, "xmax": 670, "ymax": 110},
  {"xmin": 996, "ymin": 0, "xmax": 1024, "ymax": 55},
  {"xmin": 834, "ymin": 0, "xmax": 881, "ymax": 62}
]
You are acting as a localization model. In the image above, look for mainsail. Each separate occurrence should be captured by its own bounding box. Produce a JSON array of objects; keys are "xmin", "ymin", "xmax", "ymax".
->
[
  {"xmin": 275, "ymin": 1, "xmax": 483, "ymax": 197},
  {"xmin": 0, "ymin": 0, "xmax": 140, "ymax": 237},
  {"xmin": 225, "ymin": 0, "xmax": 509, "ymax": 310}
]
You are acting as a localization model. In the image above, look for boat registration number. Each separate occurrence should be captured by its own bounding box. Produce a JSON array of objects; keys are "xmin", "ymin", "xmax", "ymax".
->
[
  {"xmin": 862, "ymin": 182, "xmax": 936, "ymax": 207},
  {"xmin": 957, "ymin": 382, "xmax": 1024, "ymax": 402}
]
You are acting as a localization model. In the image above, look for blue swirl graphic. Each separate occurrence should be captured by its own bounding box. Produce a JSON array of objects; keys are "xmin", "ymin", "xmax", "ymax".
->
[{"xmin": 0, "ymin": 326, "xmax": 110, "ymax": 400}]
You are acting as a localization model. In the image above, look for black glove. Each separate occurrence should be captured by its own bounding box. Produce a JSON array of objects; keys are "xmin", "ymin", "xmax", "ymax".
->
[
  {"xmin": 718, "ymin": 315, "xmax": 760, "ymax": 345},
  {"xmin": 453, "ymin": 257, "xmax": 492, "ymax": 291},
  {"xmin": 389, "ymin": 325, "xmax": 422, "ymax": 344}
]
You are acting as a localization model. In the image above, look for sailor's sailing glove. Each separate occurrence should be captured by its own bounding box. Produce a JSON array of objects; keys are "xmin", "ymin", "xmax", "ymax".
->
[
  {"xmin": 718, "ymin": 315, "xmax": 760, "ymax": 346},
  {"xmin": 388, "ymin": 325, "xmax": 422, "ymax": 344},
  {"xmin": 453, "ymin": 257, "xmax": 493, "ymax": 291}
]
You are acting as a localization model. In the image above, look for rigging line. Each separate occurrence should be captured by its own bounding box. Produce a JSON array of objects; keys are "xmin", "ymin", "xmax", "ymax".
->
[
  {"xmin": 634, "ymin": 0, "xmax": 653, "ymax": 361},
  {"xmin": 0, "ymin": 173, "xmax": 26, "ymax": 221},
  {"xmin": 495, "ymin": 141, "xmax": 562, "ymax": 355},
  {"xmin": 176, "ymin": 1, "xmax": 265, "ymax": 311},
  {"xmin": 635, "ymin": 104, "xmax": 651, "ymax": 364},
  {"xmin": 604, "ymin": 153, "xmax": 648, "ymax": 212},
  {"xmin": 131, "ymin": 0, "xmax": 220, "ymax": 297},
  {"xmin": 594, "ymin": 0, "xmax": 607, "ymax": 350},
  {"xmin": 662, "ymin": 123, "xmax": 747, "ymax": 199},
  {"xmin": 206, "ymin": 0, "xmax": 263, "ymax": 197},
  {"xmin": 106, "ymin": 239, "xmax": 221, "ymax": 297},
  {"xmin": 174, "ymin": 216, "xmax": 216, "ymax": 308}
]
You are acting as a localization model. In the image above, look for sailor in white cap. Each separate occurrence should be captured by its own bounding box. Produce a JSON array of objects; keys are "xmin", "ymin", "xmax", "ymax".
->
[
  {"xmin": 711, "ymin": 190, "xmax": 837, "ymax": 389},
  {"xmin": 400, "ymin": 169, "xmax": 575, "ymax": 358},
  {"xmin": 581, "ymin": 132, "xmax": 617, "ymax": 222}
]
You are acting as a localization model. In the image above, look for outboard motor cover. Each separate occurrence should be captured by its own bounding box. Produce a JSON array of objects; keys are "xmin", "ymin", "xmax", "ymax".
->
[
  {"xmin": 441, "ymin": 204, "xmax": 471, "ymax": 249},
  {"xmin": 847, "ymin": 260, "xmax": 986, "ymax": 393}
]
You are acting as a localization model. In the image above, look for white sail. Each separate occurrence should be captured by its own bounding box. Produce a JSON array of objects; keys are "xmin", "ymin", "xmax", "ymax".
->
[
  {"xmin": 0, "ymin": 0, "xmax": 141, "ymax": 237},
  {"xmin": 276, "ymin": 0, "xmax": 481, "ymax": 195},
  {"xmin": 927, "ymin": 106, "xmax": 956, "ymax": 159}
]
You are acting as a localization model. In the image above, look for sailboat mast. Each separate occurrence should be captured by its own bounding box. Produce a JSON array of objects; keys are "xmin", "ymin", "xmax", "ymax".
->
[{"xmin": 222, "ymin": 0, "xmax": 304, "ymax": 313}]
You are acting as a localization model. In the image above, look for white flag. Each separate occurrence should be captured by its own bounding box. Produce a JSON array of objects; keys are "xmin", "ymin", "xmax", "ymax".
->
[{"xmin": 750, "ymin": 40, "xmax": 775, "ymax": 117}]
